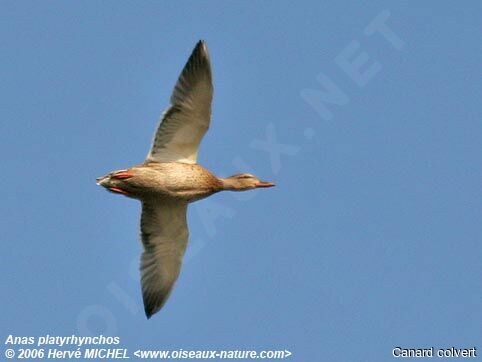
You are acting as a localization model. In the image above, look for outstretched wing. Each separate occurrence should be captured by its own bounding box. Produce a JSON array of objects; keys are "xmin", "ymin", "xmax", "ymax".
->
[
  {"xmin": 146, "ymin": 40, "xmax": 213, "ymax": 164},
  {"xmin": 139, "ymin": 200, "xmax": 189, "ymax": 318}
]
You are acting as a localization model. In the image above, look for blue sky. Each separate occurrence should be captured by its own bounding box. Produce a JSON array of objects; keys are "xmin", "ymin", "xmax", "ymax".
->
[{"xmin": 1, "ymin": 1, "xmax": 481, "ymax": 361}]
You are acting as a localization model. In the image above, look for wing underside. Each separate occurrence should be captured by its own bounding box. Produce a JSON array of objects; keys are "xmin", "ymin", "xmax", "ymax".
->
[
  {"xmin": 139, "ymin": 200, "xmax": 189, "ymax": 318},
  {"xmin": 146, "ymin": 40, "xmax": 213, "ymax": 164}
]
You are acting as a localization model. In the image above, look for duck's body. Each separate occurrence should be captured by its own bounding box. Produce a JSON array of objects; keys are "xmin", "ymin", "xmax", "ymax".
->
[
  {"xmin": 98, "ymin": 162, "xmax": 222, "ymax": 202},
  {"xmin": 97, "ymin": 41, "xmax": 274, "ymax": 318}
]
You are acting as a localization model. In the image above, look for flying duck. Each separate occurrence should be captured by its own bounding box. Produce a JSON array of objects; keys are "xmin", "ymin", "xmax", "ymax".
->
[{"xmin": 96, "ymin": 41, "xmax": 274, "ymax": 318}]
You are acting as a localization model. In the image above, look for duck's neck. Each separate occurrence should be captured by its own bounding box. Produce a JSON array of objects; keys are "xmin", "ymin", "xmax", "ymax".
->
[{"xmin": 219, "ymin": 176, "xmax": 248, "ymax": 191}]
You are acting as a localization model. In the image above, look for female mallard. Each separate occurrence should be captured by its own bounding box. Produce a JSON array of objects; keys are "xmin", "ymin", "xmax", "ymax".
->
[{"xmin": 97, "ymin": 41, "xmax": 274, "ymax": 318}]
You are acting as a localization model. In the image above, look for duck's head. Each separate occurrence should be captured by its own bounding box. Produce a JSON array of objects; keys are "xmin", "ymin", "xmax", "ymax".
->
[{"xmin": 221, "ymin": 173, "xmax": 275, "ymax": 191}]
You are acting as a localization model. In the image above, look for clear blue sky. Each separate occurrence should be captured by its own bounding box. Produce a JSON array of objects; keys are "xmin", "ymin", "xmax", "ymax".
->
[{"xmin": 1, "ymin": 1, "xmax": 481, "ymax": 361}]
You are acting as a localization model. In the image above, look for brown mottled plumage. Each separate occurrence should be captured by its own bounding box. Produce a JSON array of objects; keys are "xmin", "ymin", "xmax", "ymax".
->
[
  {"xmin": 98, "ymin": 162, "xmax": 222, "ymax": 201},
  {"xmin": 96, "ymin": 41, "xmax": 274, "ymax": 319}
]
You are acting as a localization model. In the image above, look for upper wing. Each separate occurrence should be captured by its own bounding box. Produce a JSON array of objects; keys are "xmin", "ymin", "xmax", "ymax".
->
[
  {"xmin": 139, "ymin": 200, "xmax": 189, "ymax": 318},
  {"xmin": 146, "ymin": 40, "xmax": 213, "ymax": 164}
]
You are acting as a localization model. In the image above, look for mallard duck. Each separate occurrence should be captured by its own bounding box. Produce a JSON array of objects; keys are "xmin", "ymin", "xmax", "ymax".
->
[{"xmin": 96, "ymin": 41, "xmax": 274, "ymax": 318}]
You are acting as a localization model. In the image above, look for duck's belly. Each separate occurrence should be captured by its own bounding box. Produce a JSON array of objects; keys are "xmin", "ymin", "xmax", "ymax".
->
[{"xmin": 123, "ymin": 162, "xmax": 222, "ymax": 202}]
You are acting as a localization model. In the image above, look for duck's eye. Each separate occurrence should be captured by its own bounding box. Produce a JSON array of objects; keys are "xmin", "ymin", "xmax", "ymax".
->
[{"xmin": 241, "ymin": 174, "xmax": 254, "ymax": 179}]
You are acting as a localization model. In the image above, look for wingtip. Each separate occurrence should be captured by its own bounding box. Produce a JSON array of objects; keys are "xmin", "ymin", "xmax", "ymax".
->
[
  {"xmin": 144, "ymin": 305, "xmax": 155, "ymax": 319},
  {"xmin": 143, "ymin": 296, "xmax": 164, "ymax": 319},
  {"xmin": 194, "ymin": 39, "xmax": 209, "ymax": 59}
]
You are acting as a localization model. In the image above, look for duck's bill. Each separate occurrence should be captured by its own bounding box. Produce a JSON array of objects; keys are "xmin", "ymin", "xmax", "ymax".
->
[{"xmin": 256, "ymin": 181, "xmax": 275, "ymax": 188}]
